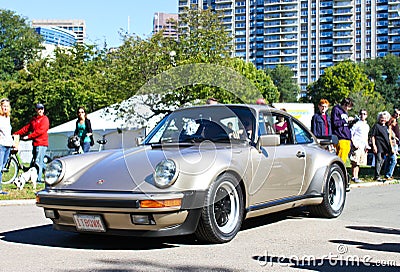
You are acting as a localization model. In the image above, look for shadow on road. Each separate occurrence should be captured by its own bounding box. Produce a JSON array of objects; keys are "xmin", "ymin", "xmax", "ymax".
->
[
  {"xmin": 346, "ymin": 225, "xmax": 400, "ymax": 236},
  {"xmin": 330, "ymin": 239, "xmax": 400, "ymax": 254},
  {"xmin": 328, "ymin": 225, "xmax": 400, "ymax": 254},
  {"xmin": 0, "ymin": 207, "xmax": 318, "ymax": 250},
  {"xmin": 0, "ymin": 224, "xmax": 200, "ymax": 250},
  {"xmin": 241, "ymin": 207, "xmax": 311, "ymax": 231}
]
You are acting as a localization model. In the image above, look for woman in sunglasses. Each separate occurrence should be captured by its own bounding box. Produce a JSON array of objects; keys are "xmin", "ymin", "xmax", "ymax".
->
[{"xmin": 74, "ymin": 107, "xmax": 94, "ymax": 153}]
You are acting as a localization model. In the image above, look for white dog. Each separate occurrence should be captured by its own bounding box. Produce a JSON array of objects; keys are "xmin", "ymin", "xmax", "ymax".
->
[{"xmin": 14, "ymin": 167, "xmax": 38, "ymax": 190}]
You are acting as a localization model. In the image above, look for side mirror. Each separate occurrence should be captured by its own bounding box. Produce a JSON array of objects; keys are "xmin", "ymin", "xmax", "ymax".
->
[
  {"xmin": 257, "ymin": 134, "xmax": 280, "ymax": 150},
  {"xmin": 136, "ymin": 136, "xmax": 144, "ymax": 146},
  {"xmin": 317, "ymin": 135, "xmax": 338, "ymax": 146}
]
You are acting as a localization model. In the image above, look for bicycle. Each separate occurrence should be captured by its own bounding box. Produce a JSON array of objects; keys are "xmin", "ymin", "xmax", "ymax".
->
[
  {"xmin": 1, "ymin": 148, "xmax": 52, "ymax": 185},
  {"xmin": 1, "ymin": 149, "xmax": 23, "ymax": 185}
]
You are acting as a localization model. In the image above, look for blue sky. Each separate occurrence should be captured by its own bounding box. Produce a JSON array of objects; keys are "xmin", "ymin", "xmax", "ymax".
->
[{"xmin": 1, "ymin": 0, "xmax": 178, "ymax": 47}]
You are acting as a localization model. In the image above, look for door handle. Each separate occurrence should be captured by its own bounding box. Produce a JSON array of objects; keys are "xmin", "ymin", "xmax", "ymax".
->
[{"xmin": 296, "ymin": 151, "xmax": 305, "ymax": 158}]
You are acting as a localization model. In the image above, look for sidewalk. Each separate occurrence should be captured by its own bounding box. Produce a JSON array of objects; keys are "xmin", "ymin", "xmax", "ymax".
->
[
  {"xmin": 0, "ymin": 199, "xmax": 36, "ymax": 206},
  {"xmin": 349, "ymin": 179, "xmax": 398, "ymax": 189}
]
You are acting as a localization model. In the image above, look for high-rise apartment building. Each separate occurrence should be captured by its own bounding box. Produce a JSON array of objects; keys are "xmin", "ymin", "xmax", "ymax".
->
[
  {"xmin": 153, "ymin": 12, "xmax": 179, "ymax": 38},
  {"xmin": 178, "ymin": 0, "xmax": 400, "ymax": 94},
  {"xmin": 32, "ymin": 19, "xmax": 86, "ymax": 45}
]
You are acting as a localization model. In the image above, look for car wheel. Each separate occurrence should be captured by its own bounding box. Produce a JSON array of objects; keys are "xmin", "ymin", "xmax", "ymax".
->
[
  {"xmin": 309, "ymin": 164, "xmax": 346, "ymax": 218},
  {"xmin": 195, "ymin": 173, "xmax": 244, "ymax": 243}
]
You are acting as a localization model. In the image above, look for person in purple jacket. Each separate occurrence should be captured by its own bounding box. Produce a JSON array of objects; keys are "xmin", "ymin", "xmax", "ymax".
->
[{"xmin": 331, "ymin": 98, "xmax": 354, "ymax": 163}]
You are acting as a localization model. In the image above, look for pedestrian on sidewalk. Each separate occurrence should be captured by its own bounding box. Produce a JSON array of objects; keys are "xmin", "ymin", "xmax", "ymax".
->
[
  {"xmin": 311, "ymin": 98, "xmax": 332, "ymax": 138},
  {"xmin": 74, "ymin": 106, "xmax": 94, "ymax": 153},
  {"xmin": 384, "ymin": 117, "xmax": 398, "ymax": 180},
  {"xmin": 14, "ymin": 103, "xmax": 49, "ymax": 183},
  {"xmin": 370, "ymin": 111, "xmax": 392, "ymax": 181},
  {"xmin": 331, "ymin": 98, "xmax": 354, "ymax": 163},
  {"xmin": 349, "ymin": 109, "xmax": 370, "ymax": 183},
  {"xmin": 0, "ymin": 98, "xmax": 13, "ymax": 195},
  {"xmin": 391, "ymin": 108, "xmax": 399, "ymax": 155}
]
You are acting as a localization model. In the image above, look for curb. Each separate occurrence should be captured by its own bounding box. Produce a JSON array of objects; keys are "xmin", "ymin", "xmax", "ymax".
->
[
  {"xmin": 349, "ymin": 180, "xmax": 398, "ymax": 189},
  {"xmin": 0, "ymin": 199, "xmax": 36, "ymax": 206}
]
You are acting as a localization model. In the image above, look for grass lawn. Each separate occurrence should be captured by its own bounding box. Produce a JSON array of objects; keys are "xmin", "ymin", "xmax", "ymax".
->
[
  {"xmin": 0, "ymin": 182, "xmax": 45, "ymax": 200},
  {"xmin": 346, "ymin": 155, "xmax": 400, "ymax": 184}
]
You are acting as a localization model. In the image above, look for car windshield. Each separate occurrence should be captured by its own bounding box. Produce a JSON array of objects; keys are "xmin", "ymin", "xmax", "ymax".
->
[{"xmin": 144, "ymin": 106, "xmax": 255, "ymax": 145}]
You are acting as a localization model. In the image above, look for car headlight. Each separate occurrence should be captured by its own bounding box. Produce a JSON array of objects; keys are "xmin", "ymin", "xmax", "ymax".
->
[
  {"xmin": 45, "ymin": 160, "xmax": 64, "ymax": 186},
  {"xmin": 153, "ymin": 159, "xmax": 178, "ymax": 188}
]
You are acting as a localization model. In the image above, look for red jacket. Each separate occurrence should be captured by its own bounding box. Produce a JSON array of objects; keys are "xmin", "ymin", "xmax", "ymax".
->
[{"xmin": 14, "ymin": 115, "xmax": 50, "ymax": 147}]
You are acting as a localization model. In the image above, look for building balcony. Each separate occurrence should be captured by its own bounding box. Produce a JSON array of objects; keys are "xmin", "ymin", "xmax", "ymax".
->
[
  {"xmin": 333, "ymin": 17, "xmax": 352, "ymax": 23},
  {"xmin": 264, "ymin": 0, "xmax": 281, "ymax": 5},
  {"xmin": 333, "ymin": 2, "xmax": 352, "ymax": 8}
]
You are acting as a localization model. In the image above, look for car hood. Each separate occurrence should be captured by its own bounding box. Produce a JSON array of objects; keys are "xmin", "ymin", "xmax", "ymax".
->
[{"xmin": 53, "ymin": 143, "xmax": 244, "ymax": 192}]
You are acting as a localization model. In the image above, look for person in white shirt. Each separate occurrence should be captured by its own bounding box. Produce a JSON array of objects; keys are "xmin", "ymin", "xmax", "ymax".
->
[
  {"xmin": 0, "ymin": 98, "xmax": 14, "ymax": 195},
  {"xmin": 349, "ymin": 109, "xmax": 370, "ymax": 183}
]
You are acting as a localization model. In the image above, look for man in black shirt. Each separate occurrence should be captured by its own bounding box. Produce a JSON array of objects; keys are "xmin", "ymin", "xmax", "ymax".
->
[{"xmin": 370, "ymin": 111, "xmax": 392, "ymax": 181}]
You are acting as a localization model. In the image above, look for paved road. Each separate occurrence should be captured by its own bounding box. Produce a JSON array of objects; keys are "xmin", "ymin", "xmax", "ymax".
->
[{"xmin": 0, "ymin": 185, "xmax": 399, "ymax": 272}]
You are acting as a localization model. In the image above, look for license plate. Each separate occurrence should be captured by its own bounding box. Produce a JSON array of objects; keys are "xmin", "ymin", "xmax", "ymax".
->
[{"xmin": 73, "ymin": 214, "xmax": 106, "ymax": 232}]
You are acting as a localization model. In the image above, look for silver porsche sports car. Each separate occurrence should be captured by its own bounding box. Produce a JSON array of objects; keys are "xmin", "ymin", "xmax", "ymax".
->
[{"xmin": 37, "ymin": 104, "xmax": 348, "ymax": 243}]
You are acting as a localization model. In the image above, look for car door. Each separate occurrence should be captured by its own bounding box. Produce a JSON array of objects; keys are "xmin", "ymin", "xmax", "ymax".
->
[{"xmin": 249, "ymin": 112, "xmax": 308, "ymax": 203}]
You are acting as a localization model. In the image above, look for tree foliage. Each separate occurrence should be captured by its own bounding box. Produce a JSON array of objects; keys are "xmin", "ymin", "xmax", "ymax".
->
[
  {"xmin": 350, "ymin": 90, "xmax": 392, "ymax": 128},
  {"xmin": 225, "ymin": 58, "xmax": 279, "ymax": 104},
  {"xmin": 306, "ymin": 60, "xmax": 374, "ymax": 105},
  {"xmin": 2, "ymin": 45, "xmax": 115, "ymax": 130},
  {"xmin": 265, "ymin": 65, "xmax": 300, "ymax": 102},
  {"xmin": 0, "ymin": 9, "xmax": 43, "ymax": 80},
  {"xmin": 361, "ymin": 54, "xmax": 400, "ymax": 107}
]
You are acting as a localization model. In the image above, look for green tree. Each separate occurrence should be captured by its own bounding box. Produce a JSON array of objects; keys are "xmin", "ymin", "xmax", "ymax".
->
[
  {"xmin": 4, "ymin": 44, "xmax": 113, "ymax": 129},
  {"xmin": 350, "ymin": 90, "xmax": 392, "ymax": 128},
  {"xmin": 108, "ymin": 8, "xmax": 240, "ymax": 119},
  {"xmin": 361, "ymin": 54, "xmax": 400, "ymax": 106},
  {"xmin": 106, "ymin": 32, "xmax": 176, "ymax": 103},
  {"xmin": 177, "ymin": 7, "xmax": 232, "ymax": 64},
  {"xmin": 225, "ymin": 58, "xmax": 279, "ymax": 104},
  {"xmin": 0, "ymin": 9, "xmax": 43, "ymax": 80},
  {"xmin": 265, "ymin": 65, "xmax": 300, "ymax": 102},
  {"xmin": 306, "ymin": 60, "xmax": 374, "ymax": 106}
]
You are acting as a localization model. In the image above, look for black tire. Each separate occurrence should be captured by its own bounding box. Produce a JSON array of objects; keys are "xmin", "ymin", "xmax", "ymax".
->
[
  {"xmin": 195, "ymin": 173, "xmax": 244, "ymax": 243},
  {"xmin": 309, "ymin": 164, "xmax": 346, "ymax": 218},
  {"xmin": 1, "ymin": 157, "xmax": 19, "ymax": 185}
]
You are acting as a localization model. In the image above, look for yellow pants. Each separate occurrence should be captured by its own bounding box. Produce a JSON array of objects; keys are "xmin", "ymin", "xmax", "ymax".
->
[{"xmin": 336, "ymin": 139, "xmax": 351, "ymax": 163}]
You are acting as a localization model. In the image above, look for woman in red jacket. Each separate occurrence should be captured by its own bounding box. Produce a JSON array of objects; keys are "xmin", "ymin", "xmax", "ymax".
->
[{"xmin": 14, "ymin": 103, "xmax": 49, "ymax": 183}]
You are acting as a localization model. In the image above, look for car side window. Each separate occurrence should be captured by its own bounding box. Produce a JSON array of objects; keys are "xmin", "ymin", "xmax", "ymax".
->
[
  {"xmin": 259, "ymin": 112, "xmax": 275, "ymax": 135},
  {"xmin": 292, "ymin": 120, "xmax": 314, "ymax": 144}
]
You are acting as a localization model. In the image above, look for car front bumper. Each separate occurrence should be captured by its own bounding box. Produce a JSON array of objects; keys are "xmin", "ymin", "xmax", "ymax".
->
[{"xmin": 36, "ymin": 189, "xmax": 206, "ymax": 237}]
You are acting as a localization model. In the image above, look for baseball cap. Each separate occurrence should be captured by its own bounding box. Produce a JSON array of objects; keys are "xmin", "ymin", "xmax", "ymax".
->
[{"xmin": 35, "ymin": 103, "xmax": 44, "ymax": 109}]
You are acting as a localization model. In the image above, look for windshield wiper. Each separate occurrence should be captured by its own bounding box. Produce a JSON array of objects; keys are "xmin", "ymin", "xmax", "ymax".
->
[{"xmin": 151, "ymin": 142, "xmax": 195, "ymax": 148}]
